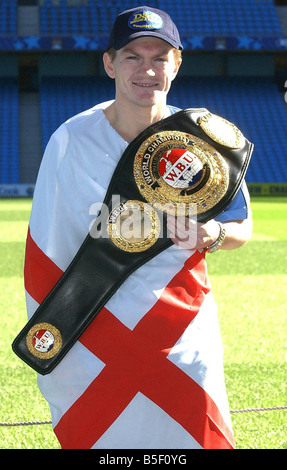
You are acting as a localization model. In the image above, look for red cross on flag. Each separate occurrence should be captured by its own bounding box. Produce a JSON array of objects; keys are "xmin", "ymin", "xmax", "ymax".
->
[{"xmin": 24, "ymin": 229, "xmax": 234, "ymax": 449}]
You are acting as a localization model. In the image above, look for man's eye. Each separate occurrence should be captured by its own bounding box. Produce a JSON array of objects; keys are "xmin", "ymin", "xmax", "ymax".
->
[{"xmin": 127, "ymin": 56, "xmax": 138, "ymax": 60}]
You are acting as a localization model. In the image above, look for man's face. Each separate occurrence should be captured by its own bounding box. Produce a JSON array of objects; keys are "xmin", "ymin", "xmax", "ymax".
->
[{"xmin": 104, "ymin": 37, "xmax": 181, "ymax": 108}]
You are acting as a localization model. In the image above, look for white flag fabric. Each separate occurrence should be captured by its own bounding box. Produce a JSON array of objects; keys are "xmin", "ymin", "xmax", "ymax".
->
[{"xmin": 24, "ymin": 102, "xmax": 247, "ymax": 449}]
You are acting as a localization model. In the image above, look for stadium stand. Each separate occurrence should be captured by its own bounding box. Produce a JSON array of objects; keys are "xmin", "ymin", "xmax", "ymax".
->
[
  {"xmin": 0, "ymin": 78, "xmax": 19, "ymax": 184},
  {"xmin": 159, "ymin": 0, "xmax": 282, "ymax": 36},
  {"xmin": 1, "ymin": 0, "xmax": 287, "ymax": 188},
  {"xmin": 0, "ymin": 0, "xmax": 17, "ymax": 36},
  {"xmin": 168, "ymin": 76, "xmax": 287, "ymax": 184},
  {"xmin": 39, "ymin": 75, "xmax": 287, "ymax": 184},
  {"xmin": 38, "ymin": 0, "xmax": 282, "ymax": 37},
  {"xmin": 39, "ymin": 76, "xmax": 111, "ymax": 148}
]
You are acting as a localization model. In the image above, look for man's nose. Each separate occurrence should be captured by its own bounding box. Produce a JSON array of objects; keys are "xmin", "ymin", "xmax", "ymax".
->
[
  {"xmin": 146, "ymin": 68, "xmax": 156, "ymax": 76},
  {"xmin": 141, "ymin": 60, "xmax": 155, "ymax": 76}
]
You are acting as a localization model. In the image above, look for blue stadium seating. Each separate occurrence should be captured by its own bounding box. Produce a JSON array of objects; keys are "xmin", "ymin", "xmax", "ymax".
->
[
  {"xmin": 40, "ymin": 76, "xmax": 114, "ymax": 149},
  {"xmin": 0, "ymin": 1, "xmax": 286, "ymax": 185},
  {"xmin": 159, "ymin": 0, "xmax": 282, "ymax": 36},
  {"xmin": 168, "ymin": 76, "xmax": 287, "ymax": 183},
  {"xmin": 39, "ymin": 0, "xmax": 282, "ymax": 37},
  {"xmin": 0, "ymin": 78, "xmax": 19, "ymax": 184},
  {"xmin": 39, "ymin": 75, "xmax": 287, "ymax": 184},
  {"xmin": 0, "ymin": 0, "xmax": 17, "ymax": 36}
]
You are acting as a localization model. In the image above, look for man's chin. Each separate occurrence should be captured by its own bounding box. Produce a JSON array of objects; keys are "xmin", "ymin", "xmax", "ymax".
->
[{"xmin": 135, "ymin": 91, "xmax": 166, "ymax": 108}]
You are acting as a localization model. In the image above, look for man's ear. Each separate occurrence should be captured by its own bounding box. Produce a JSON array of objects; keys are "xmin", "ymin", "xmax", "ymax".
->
[
  {"xmin": 103, "ymin": 52, "xmax": 116, "ymax": 79},
  {"xmin": 172, "ymin": 57, "xmax": 182, "ymax": 81}
]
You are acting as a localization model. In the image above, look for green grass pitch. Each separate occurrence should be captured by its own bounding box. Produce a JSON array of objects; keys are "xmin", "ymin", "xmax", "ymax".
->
[{"xmin": 0, "ymin": 196, "xmax": 286, "ymax": 449}]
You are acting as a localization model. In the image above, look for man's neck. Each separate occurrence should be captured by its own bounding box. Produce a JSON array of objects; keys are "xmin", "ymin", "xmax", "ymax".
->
[{"xmin": 104, "ymin": 100, "xmax": 167, "ymax": 142}]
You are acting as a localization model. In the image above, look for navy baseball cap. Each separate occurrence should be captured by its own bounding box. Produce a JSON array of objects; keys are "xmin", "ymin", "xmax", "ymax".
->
[{"xmin": 106, "ymin": 6, "xmax": 183, "ymax": 51}]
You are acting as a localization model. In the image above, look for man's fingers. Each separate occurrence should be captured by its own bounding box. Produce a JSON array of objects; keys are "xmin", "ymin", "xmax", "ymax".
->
[{"xmin": 167, "ymin": 215, "xmax": 198, "ymax": 248}]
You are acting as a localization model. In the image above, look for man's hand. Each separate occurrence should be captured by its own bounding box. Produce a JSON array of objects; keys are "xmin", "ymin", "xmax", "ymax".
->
[
  {"xmin": 166, "ymin": 216, "xmax": 220, "ymax": 250},
  {"xmin": 167, "ymin": 215, "xmax": 253, "ymax": 251}
]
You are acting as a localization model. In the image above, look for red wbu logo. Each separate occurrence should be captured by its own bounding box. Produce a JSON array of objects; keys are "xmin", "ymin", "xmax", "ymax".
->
[
  {"xmin": 159, "ymin": 148, "xmax": 203, "ymax": 189},
  {"xmin": 32, "ymin": 329, "xmax": 55, "ymax": 353}
]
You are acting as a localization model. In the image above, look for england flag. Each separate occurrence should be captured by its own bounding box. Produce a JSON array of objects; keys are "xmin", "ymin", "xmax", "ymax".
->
[{"xmin": 24, "ymin": 103, "xmax": 235, "ymax": 449}]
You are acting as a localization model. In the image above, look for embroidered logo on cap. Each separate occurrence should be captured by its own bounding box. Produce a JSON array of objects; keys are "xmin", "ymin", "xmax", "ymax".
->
[{"xmin": 128, "ymin": 10, "xmax": 164, "ymax": 30}]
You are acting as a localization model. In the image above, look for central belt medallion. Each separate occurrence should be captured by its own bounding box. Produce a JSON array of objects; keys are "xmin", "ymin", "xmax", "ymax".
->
[
  {"xmin": 107, "ymin": 200, "xmax": 161, "ymax": 252},
  {"xmin": 134, "ymin": 130, "xmax": 229, "ymax": 216}
]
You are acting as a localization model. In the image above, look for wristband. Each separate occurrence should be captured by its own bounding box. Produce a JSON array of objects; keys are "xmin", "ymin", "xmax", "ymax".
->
[{"xmin": 207, "ymin": 222, "xmax": 226, "ymax": 253}]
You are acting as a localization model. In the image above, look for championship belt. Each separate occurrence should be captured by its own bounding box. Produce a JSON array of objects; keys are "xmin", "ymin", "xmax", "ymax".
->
[{"xmin": 12, "ymin": 108, "xmax": 253, "ymax": 374}]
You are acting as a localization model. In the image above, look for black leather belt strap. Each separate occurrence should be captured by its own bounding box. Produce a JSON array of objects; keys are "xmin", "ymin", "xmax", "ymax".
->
[{"xmin": 12, "ymin": 108, "xmax": 253, "ymax": 374}]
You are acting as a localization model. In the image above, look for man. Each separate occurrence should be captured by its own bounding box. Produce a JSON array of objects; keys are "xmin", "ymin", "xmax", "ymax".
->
[{"xmin": 24, "ymin": 6, "xmax": 252, "ymax": 448}]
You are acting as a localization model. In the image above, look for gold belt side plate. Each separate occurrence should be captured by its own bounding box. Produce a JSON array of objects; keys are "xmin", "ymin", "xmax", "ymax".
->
[
  {"xmin": 107, "ymin": 200, "xmax": 161, "ymax": 252},
  {"xmin": 198, "ymin": 112, "xmax": 245, "ymax": 149},
  {"xmin": 133, "ymin": 130, "xmax": 229, "ymax": 216}
]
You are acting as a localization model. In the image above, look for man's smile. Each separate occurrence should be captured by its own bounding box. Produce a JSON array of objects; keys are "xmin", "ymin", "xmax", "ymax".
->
[{"xmin": 132, "ymin": 82, "xmax": 159, "ymax": 87}]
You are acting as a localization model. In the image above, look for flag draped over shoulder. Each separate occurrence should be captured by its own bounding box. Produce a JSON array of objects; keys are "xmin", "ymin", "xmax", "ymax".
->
[{"xmin": 24, "ymin": 103, "xmax": 235, "ymax": 449}]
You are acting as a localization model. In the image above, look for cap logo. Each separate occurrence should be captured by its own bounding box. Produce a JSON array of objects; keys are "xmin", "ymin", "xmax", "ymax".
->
[{"xmin": 128, "ymin": 10, "xmax": 164, "ymax": 30}]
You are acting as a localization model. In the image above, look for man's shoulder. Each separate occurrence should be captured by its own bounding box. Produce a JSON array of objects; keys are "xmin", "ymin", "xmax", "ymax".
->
[
  {"xmin": 65, "ymin": 100, "xmax": 114, "ymax": 129},
  {"xmin": 167, "ymin": 104, "xmax": 182, "ymax": 115}
]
